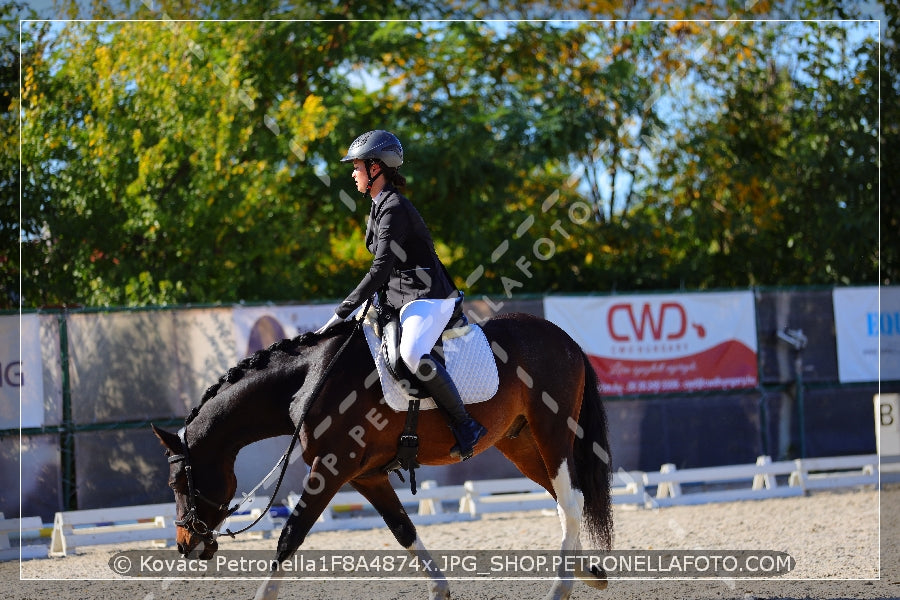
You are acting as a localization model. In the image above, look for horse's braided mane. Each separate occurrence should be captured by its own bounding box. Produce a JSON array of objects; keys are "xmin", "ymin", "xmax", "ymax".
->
[{"xmin": 184, "ymin": 320, "xmax": 355, "ymax": 425}]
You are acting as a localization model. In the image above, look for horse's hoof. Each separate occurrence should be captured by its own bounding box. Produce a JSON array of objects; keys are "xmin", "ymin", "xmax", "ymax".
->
[
  {"xmin": 580, "ymin": 565, "xmax": 608, "ymax": 590},
  {"xmin": 428, "ymin": 581, "xmax": 451, "ymax": 600},
  {"xmin": 253, "ymin": 578, "xmax": 280, "ymax": 600}
]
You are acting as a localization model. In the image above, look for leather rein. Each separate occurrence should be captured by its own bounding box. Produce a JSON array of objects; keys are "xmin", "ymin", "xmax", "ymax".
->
[{"xmin": 169, "ymin": 304, "xmax": 369, "ymax": 548}]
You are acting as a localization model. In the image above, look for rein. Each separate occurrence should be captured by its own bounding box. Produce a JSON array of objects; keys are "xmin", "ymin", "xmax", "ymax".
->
[{"xmin": 171, "ymin": 304, "xmax": 369, "ymax": 544}]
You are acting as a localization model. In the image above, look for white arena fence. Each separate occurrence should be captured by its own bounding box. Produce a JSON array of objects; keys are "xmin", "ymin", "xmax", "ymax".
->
[{"xmin": 3, "ymin": 452, "xmax": 889, "ymax": 561}]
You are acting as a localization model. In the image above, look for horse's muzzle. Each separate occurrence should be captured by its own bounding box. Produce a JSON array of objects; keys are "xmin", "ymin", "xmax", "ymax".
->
[
  {"xmin": 176, "ymin": 526, "xmax": 198, "ymax": 555},
  {"xmin": 176, "ymin": 526, "xmax": 218, "ymax": 559}
]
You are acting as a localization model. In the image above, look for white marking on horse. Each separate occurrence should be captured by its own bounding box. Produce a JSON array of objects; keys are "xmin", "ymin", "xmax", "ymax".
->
[
  {"xmin": 546, "ymin": 459, "xmax": 586, "ymax": 600},
  {"xmin": 253, "ymin": 575, "xmax": 281, "ymax": 600},
  {"xmin": 549, "ymin": 459, "xmax": 608, "ymax": 596},
  {"xmin": 551, "ymin": 459, "xmax": 585, "ymax": 552},
  {"xmin": 406, "ymin": 535, "xmax": 450, "ymax": 600}
]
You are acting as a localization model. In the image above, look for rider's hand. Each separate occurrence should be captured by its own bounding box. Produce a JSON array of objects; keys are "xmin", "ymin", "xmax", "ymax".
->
[{"xmin": 315, "ymin": 313, "xmax": 343, "ymax": 335}]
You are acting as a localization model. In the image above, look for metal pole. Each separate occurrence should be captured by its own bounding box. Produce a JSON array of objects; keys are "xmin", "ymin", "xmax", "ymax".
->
[
  {"xmin": 795, "ymin": 350, "xmax": 806, "ymax": 458},
  {"xmin": 58, "ymin": 312, "xmax": 77, "ymax": 511},
  {"xmin": 776, "ymin": 327, "xmax": 808, "ymax": 459}
]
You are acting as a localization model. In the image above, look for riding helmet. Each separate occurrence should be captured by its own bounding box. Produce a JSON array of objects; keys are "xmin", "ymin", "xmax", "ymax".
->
[{"xmin": 341, "ymin": 130, "xmax": 404, "ymax": 168}]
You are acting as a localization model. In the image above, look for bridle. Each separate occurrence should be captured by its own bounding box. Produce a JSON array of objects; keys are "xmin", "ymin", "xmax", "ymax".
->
[
  {"xmin": 167, "ymin": 302, "xmax": 370, "ymax": 549},
  {"xmin": 169, "ymin": 419, "xmax": 302, "ymax": 546},
  {"xmin": 167, "ymin": 427, "xmax": 238, "ymax": 546}
]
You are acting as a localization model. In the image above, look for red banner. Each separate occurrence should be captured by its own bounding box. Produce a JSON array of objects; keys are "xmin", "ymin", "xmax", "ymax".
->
[{"xmin": 545, "ymin": 292, "xmax": 759, "ymax": 396}]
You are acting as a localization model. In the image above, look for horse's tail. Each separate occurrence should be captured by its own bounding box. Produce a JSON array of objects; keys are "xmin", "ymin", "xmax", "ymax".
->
[{"xmin": 573, "ymin": 350, "xmax": 613, "ymax": 550}]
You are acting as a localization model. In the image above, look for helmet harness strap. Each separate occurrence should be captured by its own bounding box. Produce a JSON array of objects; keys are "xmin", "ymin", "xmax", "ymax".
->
[{"xmin": 365, "ymin": 159, "xmax": 384, "ymax": 196}]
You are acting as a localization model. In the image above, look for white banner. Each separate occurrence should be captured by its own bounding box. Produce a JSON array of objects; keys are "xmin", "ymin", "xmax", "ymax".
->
[
  {"xmin": 545, "ymin": 292, "xmax": 759, "ymax": 395},
  {"xmin": 232, "ymin": 304, "xmax": 339, "ymax": 358},
  {"xmin": 876, "ymin": 393, "xmax": 900, "ymax": 457},
  {"xmin": 833, "ymin": 286, "xmax": 900, "ymax": 383},
  {"xmin": 0, "ymin": 314, "xmax": 44, "ymax": 429}
]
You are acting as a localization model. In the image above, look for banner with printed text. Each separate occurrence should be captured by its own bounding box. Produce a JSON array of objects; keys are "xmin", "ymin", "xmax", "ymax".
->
[
  {"xmin": 0, "ymin": 314, "xmax": 44, "ymax": 429},
  {"xmin": 231, "ymin": 304, "xmax": 340, "ymax": 359},
  {"xmin": 833, "ymin": 286, "xmax": 900, "ymax": 383},
  {"xmin": 545, "ymin": 292, "xmax": 759, "ymax": 395}
]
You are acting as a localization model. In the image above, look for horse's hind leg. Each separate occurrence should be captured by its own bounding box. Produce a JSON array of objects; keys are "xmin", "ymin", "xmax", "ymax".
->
[
  {"xmin": 497, "ymin": 434, "xmax": 606, "ymax": 599},
  {"xmin": 549, "ymin": 457, "xmax": 607, "ymax": 592},
  {"xmin": 494, "ymin": 435, "xmax": 577, "ymax": 600},
  {"xmin": 351, "ymin": 475, "xmax": 450, "ymax": 600}
]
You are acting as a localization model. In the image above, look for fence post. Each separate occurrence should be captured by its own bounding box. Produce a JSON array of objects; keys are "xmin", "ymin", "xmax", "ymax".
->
[{"xmin": 58, "ymin": 312, "xmax": 77, "ymax": 511}]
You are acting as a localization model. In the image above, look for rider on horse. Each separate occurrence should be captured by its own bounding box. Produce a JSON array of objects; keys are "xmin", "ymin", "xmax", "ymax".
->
[{"xmin": 316, "ymin": 130, "xmax": 487, "ymax": 460}]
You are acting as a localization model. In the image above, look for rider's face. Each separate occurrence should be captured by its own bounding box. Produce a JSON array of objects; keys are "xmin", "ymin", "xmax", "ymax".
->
[{"xmin": 352, "ymin": 159, "xmax": 379, "ymax": 194}]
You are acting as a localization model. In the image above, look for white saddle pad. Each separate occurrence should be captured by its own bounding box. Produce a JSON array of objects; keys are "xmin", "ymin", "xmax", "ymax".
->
[{"xmin": 362, "ymin": 317, "xmax": 499, "ymax": 412}]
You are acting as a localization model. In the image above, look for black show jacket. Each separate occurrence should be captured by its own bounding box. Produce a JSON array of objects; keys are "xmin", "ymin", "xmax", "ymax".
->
[{"xmin": 335, "ymin": 186, "xmax": 457, "ymax": 320}]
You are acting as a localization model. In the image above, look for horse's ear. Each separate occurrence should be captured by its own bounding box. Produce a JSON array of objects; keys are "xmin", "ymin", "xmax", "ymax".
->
[{"xmin": 151, "ymin": 424, "xmax": 181, "ymax": 453}]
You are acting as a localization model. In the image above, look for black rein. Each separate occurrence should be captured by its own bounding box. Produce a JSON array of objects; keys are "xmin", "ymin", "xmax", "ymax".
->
[{"xmin": 171, "ymin": 304, "xmax": 369, "ymax": 546}]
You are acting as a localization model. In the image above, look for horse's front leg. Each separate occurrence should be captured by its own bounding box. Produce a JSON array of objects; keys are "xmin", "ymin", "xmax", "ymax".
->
[
  {"xmin": 253, "ymin": 454, "xmax": 347, "ymax": 600},
  {"xmin": 351, "ymin": 475, "xmax": 451, "ymax": 600}
]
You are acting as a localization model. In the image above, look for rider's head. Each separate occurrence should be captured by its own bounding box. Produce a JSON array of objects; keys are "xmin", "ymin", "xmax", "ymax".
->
[{"xmin": 341, "ymin": 130, "xmax": 406, "ymax": 195}]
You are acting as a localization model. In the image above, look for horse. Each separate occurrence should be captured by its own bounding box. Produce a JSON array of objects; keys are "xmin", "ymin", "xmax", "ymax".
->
[{"xmin": 152, "ymin": 311, "xmax": 613, "ymax": 600}]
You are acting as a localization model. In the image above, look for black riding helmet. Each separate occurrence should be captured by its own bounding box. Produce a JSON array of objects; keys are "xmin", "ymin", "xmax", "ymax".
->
[
  {"xmin": 341, "ymin": 130, "xmax": 404, "ymax": 195},
  {"xmin": 341, "ymin": 130, "xmax": 404, "ymax": 167}
]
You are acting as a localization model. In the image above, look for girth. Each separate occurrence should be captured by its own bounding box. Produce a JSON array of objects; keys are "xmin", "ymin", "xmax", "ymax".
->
[{"xmin": 381, "ymin": 398, "xmax": 422, "ymax": 495}]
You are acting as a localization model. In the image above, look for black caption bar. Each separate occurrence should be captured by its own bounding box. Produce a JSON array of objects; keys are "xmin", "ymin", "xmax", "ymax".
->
[{"xmin": 109, "ymin": 549, "xmax": 795, "ymax": 579}]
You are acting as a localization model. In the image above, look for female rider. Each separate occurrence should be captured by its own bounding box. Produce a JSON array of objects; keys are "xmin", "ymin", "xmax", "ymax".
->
[{"xmin": 315, "ymin": 130, "xmax": 487, "ymax": 460}]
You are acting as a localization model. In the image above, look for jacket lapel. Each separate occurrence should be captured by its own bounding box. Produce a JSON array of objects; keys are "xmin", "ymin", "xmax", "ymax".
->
[
  {"xmin": 365, "ymin": 188, "xmax": 395, "ymax": 252},
  {"xmin": 364, "ymin": 199, "xmax": 378, "ymax": 250}
]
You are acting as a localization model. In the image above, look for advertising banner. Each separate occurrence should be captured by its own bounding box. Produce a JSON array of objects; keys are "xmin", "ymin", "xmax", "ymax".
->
[
  {"xmin": 833, "ymin": 286, "xmax": 900, "ymax": 383},
  {"xmin": 0, "ymin": 314, "xmax": 44, "ymax": 429},
  {"xmin": 545, "ymin": 292, "xmax": 759, "ymax": 396},
  {"xmin": 876, "ymin": 393, "xmax": 900, "ymax": 457},
  {"xmin": 230, "ymin": 304, "xmax": 342, "ymax": 498},
  {"xmin": 232, "ymin": 304, "xmax": 339, "ymax": 358},
  {"xmin": 66, "ymin": 309, "xmax": 237, "ymax": 424}
]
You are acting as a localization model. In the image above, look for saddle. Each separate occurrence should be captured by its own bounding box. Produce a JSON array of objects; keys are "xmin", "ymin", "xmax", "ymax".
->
[
  {"xmin": 361, "ymin": 302, "xmax": 500, "ymax": 412},
  {"xmin": 360, "ymin": 299, "xmax": 499, "ymax": 494}
]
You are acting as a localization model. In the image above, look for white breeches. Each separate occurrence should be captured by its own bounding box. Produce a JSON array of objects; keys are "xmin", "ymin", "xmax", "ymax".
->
[{"xmin": 398, "ymin": 298, "xmax": 457, "ymax": 373}]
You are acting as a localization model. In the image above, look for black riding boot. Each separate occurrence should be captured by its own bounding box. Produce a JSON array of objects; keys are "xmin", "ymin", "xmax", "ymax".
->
[{"xmin": 416, "ymin": 354, "xmax": 487, "ymax": 460}]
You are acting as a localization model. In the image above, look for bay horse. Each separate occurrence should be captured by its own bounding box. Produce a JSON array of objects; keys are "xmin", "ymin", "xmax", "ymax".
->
[{"xmin": 152, "ymin": 312, "xmax": 613, "ymax": 600}]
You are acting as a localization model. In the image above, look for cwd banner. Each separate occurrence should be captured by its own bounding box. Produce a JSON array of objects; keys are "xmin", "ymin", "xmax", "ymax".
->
[
  {"xmin": 833, "ymin": 286, "xmax": 900, "ymax": 383},
  {"xmin": 545, "ymin": 292, "xmax": 759, "ymax": 396}
]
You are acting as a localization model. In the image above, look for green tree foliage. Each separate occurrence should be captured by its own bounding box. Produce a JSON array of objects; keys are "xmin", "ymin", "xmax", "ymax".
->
[
  {"xmin": 20, "ymin": 18, "xmax": 375, "ymax": 306},
  {"xmin": 881, "ymin": 0, "xmax": 900, "ymax": 285},
  {"xmin": 1, "ymin": 1, "xmax": 31, "ymax": 307},
  {"xmin": 13, "ymin": 0, "xmax": 886, "ymax": 309},
  {"xmin": 655, "ymin": 21, "xmax": 878, "ymax": 287},
  {"xmin": 369, "ymin": 20, "xmax": 703, "ymax": 294}
]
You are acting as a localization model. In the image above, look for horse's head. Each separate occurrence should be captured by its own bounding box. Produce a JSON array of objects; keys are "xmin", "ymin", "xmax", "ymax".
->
[{"xmin": 151, "ymin": 424, "xmax": 237, "ymax": 559}]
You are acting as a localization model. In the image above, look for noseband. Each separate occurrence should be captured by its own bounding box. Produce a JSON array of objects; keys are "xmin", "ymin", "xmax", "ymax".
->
[{"xmin": 167, "ymin": 428, "xmax": 237, "ymax": 546}]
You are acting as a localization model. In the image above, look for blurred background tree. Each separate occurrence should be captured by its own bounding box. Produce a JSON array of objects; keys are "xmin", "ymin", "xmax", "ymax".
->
[
  {"xmin": 881, "ymin": 0, "xmax": 899, "ymax": 285},
  {"xmin": 1, "ymin": 1, "xmax": 30, "ymax": 307},
  {"xmin": 9, "ymin": 0, "xmax": 886, "ymax": 308}
]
